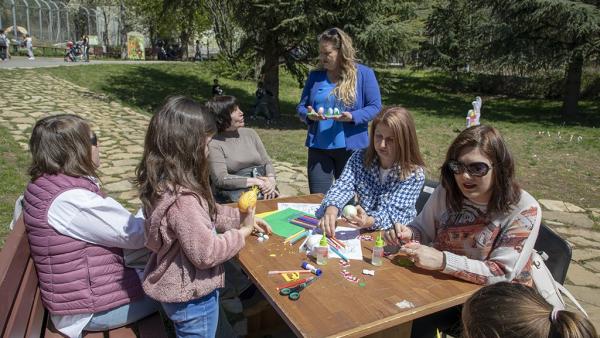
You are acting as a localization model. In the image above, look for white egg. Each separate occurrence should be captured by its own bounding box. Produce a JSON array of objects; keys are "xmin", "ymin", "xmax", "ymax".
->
[
  {"xmin": 263, "ymin": 235, "xmax": 269, "ymax": 240},
  {"xmin": 257, "ymin": 237, "xmax": 265, "ymax": 242},
  {"xmin": 343, "ymin": 205, "xmax": 357, "ymax": 218}
]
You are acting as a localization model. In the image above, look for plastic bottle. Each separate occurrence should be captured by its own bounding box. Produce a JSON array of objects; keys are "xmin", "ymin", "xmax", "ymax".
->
[
  {"xmin": 372, "ymin": 232, "xmax": 385, "ymax": 266},
  {"xmin": 315, "ymin": 234, "xmax": 329, "ymax": 265}
]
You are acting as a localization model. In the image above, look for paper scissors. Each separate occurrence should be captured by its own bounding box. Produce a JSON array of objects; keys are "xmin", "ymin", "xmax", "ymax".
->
[{"xmin": 279, "ymin": 277, "xmax": 317, "ymax": 300}]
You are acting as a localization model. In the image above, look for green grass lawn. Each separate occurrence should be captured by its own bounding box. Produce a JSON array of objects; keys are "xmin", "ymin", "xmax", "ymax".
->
[
  {"xmin": 0, "ymin": 126, "xmax": 30, "ymax": 247},
  {"xmin": 38, "ymin": 63, "xmax": 600, "ymax": 209},
  {"xmin": 1, "ymin": 62, "xmax": 598, "ymax": 246}
]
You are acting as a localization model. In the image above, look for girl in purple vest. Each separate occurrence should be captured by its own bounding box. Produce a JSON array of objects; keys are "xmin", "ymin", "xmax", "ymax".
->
[
  {"xmin": 136, "ymin": 96, "xmax": 272, "ymax": 338},
  {"xmin": 23, "ymin": 114, "xmax": 159, "ymax": 338}
]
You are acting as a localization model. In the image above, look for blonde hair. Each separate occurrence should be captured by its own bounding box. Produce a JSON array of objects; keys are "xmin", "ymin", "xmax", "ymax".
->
[
  {"xmin": 318, "ymin": 27, "xmax": 357, "ymax": 107},
  {"xmin": 364, "ymin": 106, "xmax": 425, "ymax": 180}
]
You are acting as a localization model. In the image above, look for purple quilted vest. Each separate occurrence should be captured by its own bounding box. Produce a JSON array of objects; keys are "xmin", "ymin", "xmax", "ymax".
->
[{"xmin": 23, "ymin": 174, "xmax": 144, "ymax": 315}]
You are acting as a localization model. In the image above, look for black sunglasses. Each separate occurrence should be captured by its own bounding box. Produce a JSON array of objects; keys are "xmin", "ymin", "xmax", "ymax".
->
[
  {"xmin": 447, "ymin": 160, "xmax": 493, "ymax": 177},
  {"xmin": 90, "ymin": 132, "xmax": 98, "ymax": 146}
]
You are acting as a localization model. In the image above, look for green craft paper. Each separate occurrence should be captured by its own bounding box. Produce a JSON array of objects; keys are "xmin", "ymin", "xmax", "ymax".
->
[{"xmin": 262, "ymin": 208, "xmax": 312, "ymax": 238}]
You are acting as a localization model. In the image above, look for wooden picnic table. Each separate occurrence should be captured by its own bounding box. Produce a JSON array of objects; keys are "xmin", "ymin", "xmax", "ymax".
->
[{"xmin": 237, "ymin": 194, "xmax": 481, "ymax": 338}]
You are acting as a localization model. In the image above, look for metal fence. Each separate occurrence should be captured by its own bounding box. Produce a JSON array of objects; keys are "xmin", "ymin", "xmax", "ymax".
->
[{"xmin": 1, "ymin": 0, "xmax": 121, "ymax": 46}]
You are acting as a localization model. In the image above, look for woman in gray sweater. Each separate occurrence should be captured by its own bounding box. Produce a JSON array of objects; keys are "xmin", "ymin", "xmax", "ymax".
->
[{"xmin": 207, "ymin": 95, "xmax": 279, "ymax": 202}]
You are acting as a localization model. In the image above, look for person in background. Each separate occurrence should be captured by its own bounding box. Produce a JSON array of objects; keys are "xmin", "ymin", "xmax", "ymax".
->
[
  {"xmin": 194, "ymin": 39, "xmax": 202, "ymax": 61},
  {"xmin": 252, "ymin": 81, "xmax": 273, "ymax": 123},
  {"xmin": 207, "ymin": 95, "xmax": 278, "ymax": 203},
  {"xmin": 316, "ymin": 106, "xmax": 425, "ymax": 236},
  {"xmin": 22, "ymin": 114, "xmax": 158, "ymax": 338},
  {"xmin": 212, "ymin": 78, "xmax": 224, "ymax": 97},
  {"xmin": 0, "ymin": 29, "xmax": 9, "ymax": 61},
  {"xmin": 25, "ymin": 34, "xmax": 34, "ymax": 60},
  {"xmin": 136, "ymin": 96, "xmax": 271, "ymax": 337},
  {"xmin": 82, "ymin": 35, "xmax": 89, "ymax": 62},
  {"xmin": 462, "ymin": 282, "xmax": 597, "ymax": 338},
  {"xmin": 385, "ymin": 125, "xmax": 542, "ymax": 337},
  {"xmin": 296, "ymin": 27, "xmax": 381, "ymax": 194}
]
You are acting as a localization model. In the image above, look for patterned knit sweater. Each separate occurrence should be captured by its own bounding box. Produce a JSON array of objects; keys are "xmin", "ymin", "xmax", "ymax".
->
[{"xmin": 409, "ymin": 186, "xmax": 541, "ymax": 285}]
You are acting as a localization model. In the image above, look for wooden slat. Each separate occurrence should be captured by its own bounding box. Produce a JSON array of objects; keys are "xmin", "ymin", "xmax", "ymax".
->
[
  {"xmin": 25, "ymin": 288, "xmax": 45, "ymax": 338},
  {"xmin": 105, "ymin": 325, "xmax": 136, "ymax": 338},
  {"xmin": 44, "ymin": 314, "xmax": 67, "ymax": 338},
  {"xmin": 137, "ymin": 312, "xmax": 168, "ymax": 338},
  {"xmin": 0, "ymin": 215, "xmax": 30, "ymax": 330},
  {"xmin": 3, "ymin": 258, "xmax": 41, "ymax": 338}
]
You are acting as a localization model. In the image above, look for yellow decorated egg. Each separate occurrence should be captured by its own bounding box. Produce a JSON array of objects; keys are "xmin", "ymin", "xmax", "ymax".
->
[{"xmin": 238, "ymin": 186, "xmax": 259, "ymax": 212}]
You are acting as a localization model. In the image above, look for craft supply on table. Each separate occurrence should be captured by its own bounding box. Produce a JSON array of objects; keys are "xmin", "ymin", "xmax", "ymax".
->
[
  {"xmin": 276, "ymin": 276, "xmax": 315, "ymax": 291},
  {"xmin": 284, "ymin": 229, "xmax": 308, "ymax": 244},
  {"xmin": 315, "ymin": 234, "xmax": 329, "ymax": 265},
  {"xmin": 371, "ymin": 232, "xmax": 385, "ymax": 266},
  {"xmin": 362, "ymin": 269, "xmax": 375, "ymax": 276},
  {"xmin": 268, "ymin": 270, "xmax": 313, "ymax": 275},
  {"xmin": 395, "ymin": 300, "xmax": 415, "ymax": 309},
  {"xmin": 301, "ymin": 261, "xmax": 323, "ymax": 276}
]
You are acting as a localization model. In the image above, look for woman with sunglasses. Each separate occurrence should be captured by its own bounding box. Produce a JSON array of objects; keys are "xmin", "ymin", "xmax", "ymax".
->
[
  {"xmin": 385, "ymin": 125, "xmax": 542, "ymax": 337},
  {"xmin": 296, "ymin": 27, "xmax": 382, "ymax": 194},
  {"xmin": 21, "ymin": 114, "xmax": 158, "ymax": 338}
]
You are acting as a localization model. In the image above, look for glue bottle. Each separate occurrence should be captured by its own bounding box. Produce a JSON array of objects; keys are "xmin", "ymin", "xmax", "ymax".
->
[
  {"xmin": 372, "ymin": 232, "xmax": 385, "ymax": 266},
  {"xmin": 301, "ymin": 261, "xmax": 323, "ymax": 276},
  {"xmin": 315, "ymin": 234, "xmax": 328, "ymax": 265}
]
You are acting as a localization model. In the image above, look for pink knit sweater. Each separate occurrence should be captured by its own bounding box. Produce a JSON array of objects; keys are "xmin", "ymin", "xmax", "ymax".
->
[{"xmin": 143, "ymin": 187, "xmax": 245, "ymax": 303}]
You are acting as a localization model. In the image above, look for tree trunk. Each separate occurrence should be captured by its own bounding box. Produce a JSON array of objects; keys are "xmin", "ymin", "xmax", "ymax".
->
[
  {"xmin": 120, "ymin": 0, "xmax": 127, "ymax": 60},
  {"xmin": 262, "ymin": 37, "xmax": 280, "ymax": 119},
  {"xmin": 561, "ymin": 48, "xmax": 583, "ymax": 117}
]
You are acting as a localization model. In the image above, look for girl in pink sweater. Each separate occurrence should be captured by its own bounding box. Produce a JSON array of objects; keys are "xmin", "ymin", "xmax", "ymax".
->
[{"xmin": 136, "ymin": 96, "xmax": 271, "ymax": 337}]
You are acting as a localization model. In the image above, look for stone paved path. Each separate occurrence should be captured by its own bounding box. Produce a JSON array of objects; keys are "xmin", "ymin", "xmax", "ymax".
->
[{"xmin": 0, "ymin": 71, "xmax": 597, "ymax": 329}]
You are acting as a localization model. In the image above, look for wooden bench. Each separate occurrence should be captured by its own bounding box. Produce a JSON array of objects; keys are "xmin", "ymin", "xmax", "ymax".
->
[{"xmin": 0, "ymin": 215, "xmax": 168, "ymax": 338}]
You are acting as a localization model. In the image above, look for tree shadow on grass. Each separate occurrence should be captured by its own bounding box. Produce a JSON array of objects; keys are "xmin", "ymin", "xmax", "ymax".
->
[
  {"xmin": 377, "ymin": 69, "xmax": 600, "ymax": 127},
  {"xmin": 99, "ymin": 65, "xmax": 308, "ymax": 131}
]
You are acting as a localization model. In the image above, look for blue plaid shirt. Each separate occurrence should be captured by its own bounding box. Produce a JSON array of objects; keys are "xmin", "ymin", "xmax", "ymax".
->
[{"xmin": 315, "ymin": 149, "xmax": 425, "ymax": 230}]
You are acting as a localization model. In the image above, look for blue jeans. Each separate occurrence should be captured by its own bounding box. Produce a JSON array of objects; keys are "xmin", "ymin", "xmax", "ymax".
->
[
  {"xmin": 307, "ymin": 147, "xmax": 354, "ymax": 194},
  {"xmin": 85, "ymin": 295, "xmax": 160, "ymax": 331},
  {"xmin": 161, "ymin": 290, "xmax": 220, "ymax": 338}
]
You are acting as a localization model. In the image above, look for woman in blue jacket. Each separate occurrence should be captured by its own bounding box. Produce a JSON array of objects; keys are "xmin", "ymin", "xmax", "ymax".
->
[{"xmin": 297, "ymin": 27, "xmax": 382, "ymax": 194}]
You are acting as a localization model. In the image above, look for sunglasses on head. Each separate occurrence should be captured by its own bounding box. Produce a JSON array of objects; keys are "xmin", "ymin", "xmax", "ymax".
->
[
  {"xmin": 327, "ymin": 28, "xmax": 339, "ymax": 37},
  {"xmin": 447, "ymin": 160, "xmax": 493, "ymax": 177},
  {"xmin": 90, "ymin": 132, "xmax": 98, "ymax": 146}
]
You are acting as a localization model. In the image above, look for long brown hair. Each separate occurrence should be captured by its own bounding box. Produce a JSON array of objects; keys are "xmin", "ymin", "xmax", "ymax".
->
[
  {"xmin": 318, "ymin": 27, "xmax": 357, "ymax": 107},
  {"xmin": 135, "ymin": 96, "xmax": 217, "ymax": 219},
  {"xmin": 441, "ymin": 125, "xmax": 520, "ymax": 214},
  {"xmin": 463, "ymin": 282, "xmax": 597, "ymax": 338},
  {"xmin": 364, "ymin": 106, "xmax": 425, "ymax": 179},
  {"xmin": 28, "ymin": 114, "xmax": 97, "ymax": 180}
]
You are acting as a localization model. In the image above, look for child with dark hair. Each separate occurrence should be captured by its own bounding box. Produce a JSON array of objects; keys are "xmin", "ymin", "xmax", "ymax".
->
[
  {"xmin": 136, "ymin": 96, "xmax": 271, "ymax": 337},
  {"xmin": 22, "ymin": 114, "xmax": 158, "ymax": 338},
  {"xmin": 463, "ymin": 282, "xmax": 596, "ymax": 338},
  {"xmin": 212, "ymin": 78, "xmax": 224, "ymax": 96}
]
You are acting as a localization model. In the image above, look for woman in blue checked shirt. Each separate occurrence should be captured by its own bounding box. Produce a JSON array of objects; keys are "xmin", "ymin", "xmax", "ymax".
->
[{"xmin": 315, "ymin": 106, "xmax": 425, "ymax": 237}]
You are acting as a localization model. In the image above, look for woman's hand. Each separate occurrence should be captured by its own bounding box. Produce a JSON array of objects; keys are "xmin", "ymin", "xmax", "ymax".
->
[
  {"xmin": 240, "ymin": 205, "xmax": 256, "ymax": 237},
  {"xmin": 258, "ymin": 176, "xmax": 278, "ymax": 199},
  {"xmin": 330, "ymin": 111, "xmax": 353, "ymax": 122},
  {"xmin": 254, "ymin": 218, "xmax": 272, "ymax": 235},
  {"xmin": 401, "ymin": 242, "xmax": 445, "ymax": 271},
  {"xmin": 306, "ymin": 105, "xmax": 326, "ymax": 121},
  {"xmin": 319, "ymin": 206, "xmax": 339, "ymax": 237},
  {"xmin": 384, "ymin": 223, "xmax": 413, "ymax": 246},
  {"xmin": 344, "ymin": 205, "xmax": 374, "ymax": 229}
]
